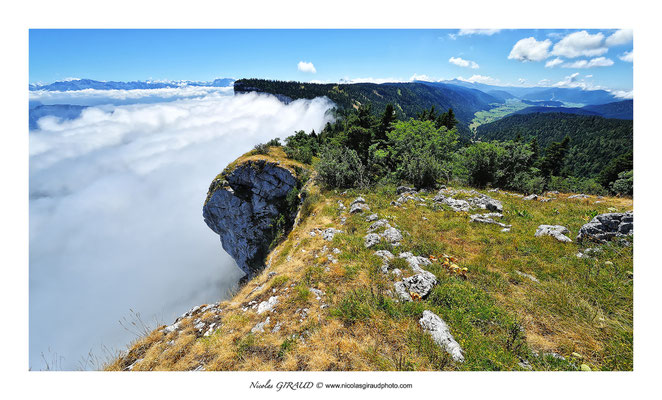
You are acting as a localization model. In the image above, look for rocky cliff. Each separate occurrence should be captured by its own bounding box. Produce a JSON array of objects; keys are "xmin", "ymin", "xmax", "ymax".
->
[{"xmin": 203, "ymin": 156, "xmax": 304, "ymax": 277}]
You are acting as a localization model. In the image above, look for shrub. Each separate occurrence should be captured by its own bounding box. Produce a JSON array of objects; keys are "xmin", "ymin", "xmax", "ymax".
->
[
  {"xmin": 611, "ymin": 170, "xmax": 633, "ymax": 196},
  {"xmin": 401, "ymin": 150, "xmax": 447, "ymax": 188},
  {"xmin": 252, "ymin": 143, "xmax": 271, "ymax": 155},
  {"xmin": 316, "ymin": 146, "xmax": 368, "ymax": 189}
]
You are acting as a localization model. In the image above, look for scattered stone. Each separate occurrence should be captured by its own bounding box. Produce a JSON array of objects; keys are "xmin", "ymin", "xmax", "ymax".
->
[
  {"xmin": 380, "ymin": 227, "xmax": 403, "ymax": 246},
  {"xmin": 337, "ymin": 201, "xmax": 346, "ymax": 211},
  {"xmin": 332, "ymin": 248, "xmax": 341, "ymax": 254},
  {"xmin": 469, "ymin": 212, "xmax": 511, "ymax": 228},
  {"xmin": 368, "ymin": 219, "xmax": 392, "ymax": 233},
  {"xmin": 515, "ymin": 270, "xmax": 540, "ymax": 283},
  {"xmin": 396, "ymin": 271, "xmax": 437, "ymax": 300},
  {"xmin": 545, "ymin": 190, "xmax": 559, "ymax": 195},
  {"xmin": 433, "ymin": 193, "xmax": 471, "ymax": 212},
  {"xmin": 419, "ymin": 310, "xmax": 464, "ymax": 363},
  {"xmin": 539, "ymin": 197, "xmax": 552, "ymax": 203},
  {"xmin": 580, "ymin": 364, "xmax": 591, "ymax": 371},
  {"xmin": 398, "ymin": 252, "xmax": 431, "ymax": 273},
  {"xmin": 322, "ymin": 228, "xmax": 342, "ymax": 241},
  {"xmin": 576, "ymin": 212, "xmax": 633, "ymax": 242},
  {"xmin": 164, "ymin": 322, "xmax": 181, "ymax": 334},
  {"xmin": 349, "ymin": 202, "xmax": 370, "ymax": 214},
  {"xmin": 535, "ymin": 225, "xmax": 572, "ymax": 243},
  {"xmin": 364, "ymin": 233, "xmax": 381, "ymax": 248},
  {"xmin": 350, "ymin": 197, "xmax": 366, "ymax": 206},
  {"xmin": 397, "ymin": 186, "xmax": 416, "ymax": 194},
  {"xmin": 374, "ymin": 250, "xmax": 395, "ymax": 262},
  {"xmin": 365, "ymin": 213, "xmax": 379, "ymax": 222},
  {"xmin": 469, "ymin": 195, "xmax": 503, "ymax": 213},
  {"xmin": 501, "ymin": 227, "xmax": 511, "ymax": 232},
  {"xmin": 251, "ymin": 317, "xmax": 270, "ymax": 333},
  {"xmin": 569, "ymin": 194, "xmax": 589, "ymax": 199},
  {"xmin": 309, "ymin": 288, "xmax": 324, "ymax": 300},
  {"xmin": 523, "ymin": 194, "xmax": 538, "ymax": 201},
  {"xmin": 256, "ymin": 296, "xmax": 278, "ymax": 314},
  {"xmin": 272, "ymin": 322, "xmax": 282, "ymax": 333}
]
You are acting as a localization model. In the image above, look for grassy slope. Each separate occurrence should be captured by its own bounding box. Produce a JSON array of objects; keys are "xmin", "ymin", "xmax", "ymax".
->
[{"xmin": 107, "ymin": 153, "xmax": 633, "ymax": 372}]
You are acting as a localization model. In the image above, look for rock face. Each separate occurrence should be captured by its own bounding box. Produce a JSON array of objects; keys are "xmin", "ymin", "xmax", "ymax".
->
[
  {"xmin": 203, "ymin": 160, "xmax": 300, "ymax": 277},
  {"xmin": 576, "ymin": 212, "xmax": 633, "ymax": 242}
]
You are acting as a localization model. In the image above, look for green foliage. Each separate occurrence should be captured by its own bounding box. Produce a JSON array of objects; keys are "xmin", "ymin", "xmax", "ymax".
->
[
  {"xmin": 600, "ymin": 151, "xmax": 633, "ymax": 190},
  {"xmin": 547, "ymin": 176, "xmax": 608, "ymax": 196},
  {"xmin": 611, "ymin": 170, "xmax": 633, "ymax": 195},
  {"xmin": 284, "ymin": 130, "xmax": 318, "ymax": 164},
  {"xmin": 252, "ymin": 143, "xmax": 271, "ymax": 155},
  {"xmin": 316, "ymin": 146, "xmax": 368, "ymax": 189},
  {"xmin": 388, "ymin": 119, "xmax": 457, "ymax": 187},
  {"xmin": 476, "ymin": 113, "xmax": 632, "ymax": 179}
]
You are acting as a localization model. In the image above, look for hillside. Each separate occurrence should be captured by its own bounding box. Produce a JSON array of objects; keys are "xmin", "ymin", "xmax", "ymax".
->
[
  {"xmin": 233, "ymin": 79, "xmax": 502, "ymax": 131},
  {"xmin": 107, "ymin": 147, "xmax": 633, "ymax": 372},
  {"xmin": 475, "ymin": 113, "xmax": 633, "ymax": 179},
  {"xmin": 508, "ymin": 100, "xmax": 633, "ymax": 120}
]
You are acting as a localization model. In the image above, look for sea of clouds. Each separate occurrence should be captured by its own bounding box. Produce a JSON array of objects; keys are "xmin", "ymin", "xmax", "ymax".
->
[{"xmin": 29, "ymin": 88, "xmax": 334, "ymax": 370}]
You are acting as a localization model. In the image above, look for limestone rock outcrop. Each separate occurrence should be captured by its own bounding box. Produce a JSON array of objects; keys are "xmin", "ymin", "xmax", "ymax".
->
[{"xmin": 203, "ymin": 160, "xmax": 301, "ymax": 277}]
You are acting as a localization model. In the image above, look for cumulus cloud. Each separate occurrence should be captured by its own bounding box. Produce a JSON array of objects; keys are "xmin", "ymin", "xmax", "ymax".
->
[
  {"xmin": 297, "ymin": 61, "xmax": 317, "ymax": 74},
  {"xmin": 619, "ymin": 50, "xmax": 634, "ymax": 62},
  {"xmin": 448, "ymin": 56, "xmax": 479, "ymax": 69},
  {"xmin": 606, "ymin": 29, "xmax": 633, "ymax": 47},
  {"xmin": 545, "ymin": 57, "xmax": 564, "ymax": 68},
  {"xmin": 409, "ymin": 73, "xmax": 435, "ymax": 82},
  {"xmin": 508, "ymin": 37, "xmax": 552, "ymax": 62},
  {"xmin": 456, "ymin": 74, "xmax": 500, "ymax": 85},
  {"xmin": 611, "ymin": 89, "xmax": 634, "ymax": 99},
  {"xmin": 551, "ymin": 30, "xmax": 607, "ymax": 58},
  {"xmin": 458, "ymin": 29, "xmax": 501, "ymax": 36},
  {"xmin": 29, "ymin": 91, "xmax": 334, "ymax": 370},
  {"xmin": 562, "ymin": 57, "xmax": 615, "ymax": 68}
]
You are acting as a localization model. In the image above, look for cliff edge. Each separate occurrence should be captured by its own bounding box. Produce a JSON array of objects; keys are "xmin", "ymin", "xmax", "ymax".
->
[{"xmin": 203, "ymin": 149, "xmax": 308, "ymax": 278}]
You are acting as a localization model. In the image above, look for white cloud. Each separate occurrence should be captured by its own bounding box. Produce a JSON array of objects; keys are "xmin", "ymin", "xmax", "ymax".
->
[
  {"xmin": 339, "ymin": 77, "xmax": 405, "ymax": 84},
  {"xmin": 562, "ymin": 57, "xmax": 614, "ymax": 68},
  {"xmin": 458, "ymin": 29, "xmax": 501, "ymax": 36},
  {"xmin": 456, "ymin": 74, "xmax": 500, "ymax": 85},
  {"xmin": 619, "ymin": 50, "xmax": 634, "ymax": 62},
  {"xmin": 551, "ymin": 30, "xmax": 607, "ymax": 58},
  {"xmin": 297, "ymin": 61, "xmax": 317, "ymax": 74},
  {"xmin": 448, "ymin": 33, "xmax": 457, "ymax": 40},
  {"xmin": 545, "ymin": 57, "xmax": 564, "ymax": 68},
  {"xmin": 29, "ymin": 90, "xmax": 334, "ymax": 369},
  {"xmin": 552, "ymin": 72, "xmax": 605, "ymax": 90},
  {"xmin": 508, "ymin": 37, "xmax": 552, "ymax": 62},
  {"xmin": 585, "ymin": 74, "xmax": 593, "ymax": 78},
  {"xmin": 448, "ymin": 56, "xmax": 479, "ymax": 69},
  {"xmin": 518, "ymin": 78, "xmax": 526, "ymax": 84},
  {"xmin": 611, "ymin": 89, "xmax": 634, "ymax": 99},
  {"xmin": 606, "ymin": 29, "xmax": 633, "ymax": 47},
  {"xmin": 409, "ymin": 73, "xmax": 436, "ymax": 82},
  {"xmin": 30, "ymin": 86, "xmax": 233, "ymax": 107}
]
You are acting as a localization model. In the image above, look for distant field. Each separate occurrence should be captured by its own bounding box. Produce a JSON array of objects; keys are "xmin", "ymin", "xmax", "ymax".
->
[
  {"xmin": 469, "ymin": 100, "xmax": 588, "ymax": 135},
  {"xmin": 469, "ymin": 101, "xmax": 529, "ymax": 133}
]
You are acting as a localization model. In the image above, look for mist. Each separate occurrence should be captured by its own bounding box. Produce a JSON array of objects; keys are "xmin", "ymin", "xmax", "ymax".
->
[{"xmin": 29, "ymin": 90, "xmax": 334, "ymax": 370}]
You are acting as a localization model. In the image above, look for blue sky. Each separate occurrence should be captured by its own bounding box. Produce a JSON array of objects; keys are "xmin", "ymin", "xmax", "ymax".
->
[{"xmin": 29, "ymin": 29, "xmax": 633, "ymax": 93}]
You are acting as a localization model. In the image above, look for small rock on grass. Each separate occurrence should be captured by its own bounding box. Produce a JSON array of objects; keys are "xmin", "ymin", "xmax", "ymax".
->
[{"xmin": 419, "ymin": 310, "xmax": 464, "ymax": 363}]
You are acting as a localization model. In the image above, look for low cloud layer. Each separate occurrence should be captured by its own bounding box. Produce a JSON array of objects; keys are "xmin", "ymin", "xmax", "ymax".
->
[
  {"xmin": 29, "ymin": 90, "xmax": 334, "ymax": 370},
  {"xmin": 30, "ymin": 86, "xmax": 233, "ymax": 107}
]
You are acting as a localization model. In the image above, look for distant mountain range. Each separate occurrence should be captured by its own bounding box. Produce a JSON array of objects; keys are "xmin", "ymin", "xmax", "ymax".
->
[
  {"xmin": 436, "ymin": 79, "xmax": 621, "ymax": 105},
  {"xmin": 29, "ymin": 78, "xmax": 235, "ymax": 91},
  {"xmin": 510, "ymin": 100, "xmax": 633, "ymax": 120}
]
